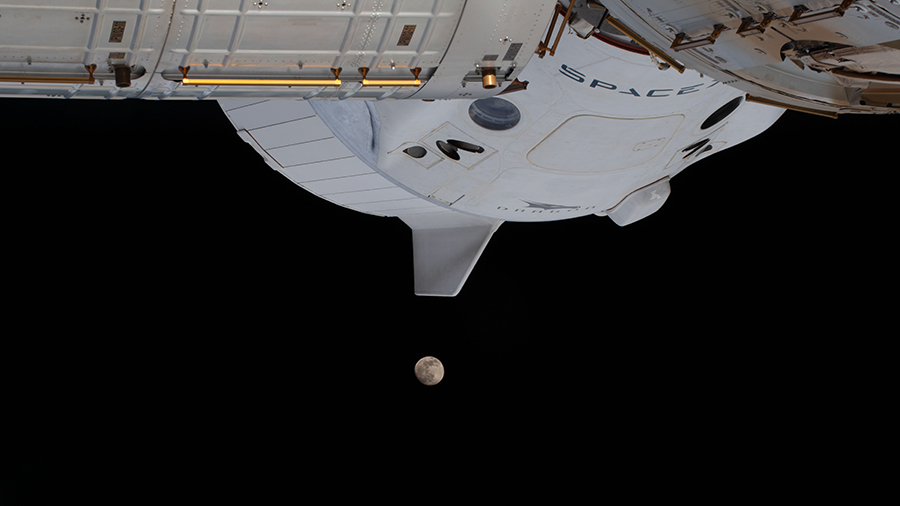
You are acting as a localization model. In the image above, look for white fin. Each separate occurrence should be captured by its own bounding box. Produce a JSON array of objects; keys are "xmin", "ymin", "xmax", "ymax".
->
[{"xmin": 400, "ymin": 212, "xmax": 503, "ymax": 296}]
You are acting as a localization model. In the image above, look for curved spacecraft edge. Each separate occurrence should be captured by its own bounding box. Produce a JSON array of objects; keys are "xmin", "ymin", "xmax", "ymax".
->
[{"xmin": 1, "ymin": 0, "xmax": 897, "ymax": 296}]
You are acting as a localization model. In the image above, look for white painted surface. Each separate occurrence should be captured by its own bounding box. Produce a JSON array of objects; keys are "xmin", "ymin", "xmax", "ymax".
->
[
  {"xmin": 0, "ymin": 0, "xmax": 555, "ymax": 101},
  {"xmin": 362, "ymin": 32, "xmax": 784, "ymax": 223},
  {"xmin": 221, "ymin": 98, "xmax": 443, "ymax": 217}
]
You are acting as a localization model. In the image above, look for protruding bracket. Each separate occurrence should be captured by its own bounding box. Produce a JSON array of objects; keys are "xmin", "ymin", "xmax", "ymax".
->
[
  {"xmin": 331, "ymin": 67, "xmax": 342, "ymax": 80},
  {"xmin": 410, "ymin": 67, "xmax": 421, "ymax": 80},
  {"xmin": 178, "ymin": 66, "xmax": 190, "ymax": 80},
  {"xmin": 745, "ymin": 94, "xmax": 839, "ymax": 119},
  {"xmin": 789, "ymin": 0, "xmax": 854, "ymax": 25},
  {"xmin": 536, "ymin": 1, "xmax": 576, "ymax": 58},
  {"xmin": 85, "ymin": 64, "xmax": 97, "ymax": 80},
  {"xmin": 604, "ymin": 16, "xmax": 685, "ymax": 73},
  {"xmin": 671, "ymin": 24, "xmax": 724, "ymax": 52},
  {"xmin": 498, "ymin": 78, "xmax": 528, "ymax": 95},
  {"xmin": 358, "ymin": 67, "xmax": 369, "ymax": 80},
  {"xmin": 737, "ymin": 12, "xmax": 775, "ymax": 37}
]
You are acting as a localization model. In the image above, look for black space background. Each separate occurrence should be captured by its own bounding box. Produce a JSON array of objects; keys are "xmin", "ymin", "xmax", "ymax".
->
[{"xmin": 1, "ymin": 97, "xmax": 894, "ymax": 499}]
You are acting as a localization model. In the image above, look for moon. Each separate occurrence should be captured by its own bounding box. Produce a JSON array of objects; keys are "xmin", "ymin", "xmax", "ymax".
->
[{"xmin": 415, "ymin": 356, "xmax": 444, "ymax": 386}]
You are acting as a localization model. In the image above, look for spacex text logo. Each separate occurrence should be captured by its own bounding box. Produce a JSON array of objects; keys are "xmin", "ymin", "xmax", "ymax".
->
[{"xmin": 558, "ymin": 64, "xmax": 720, "ymax": 98}]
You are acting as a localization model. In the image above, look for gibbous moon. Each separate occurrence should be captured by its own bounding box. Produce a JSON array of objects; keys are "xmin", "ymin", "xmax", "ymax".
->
[{"xmin": 415, "ymin": 356, "xmax": 444, "ymax": 386}]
